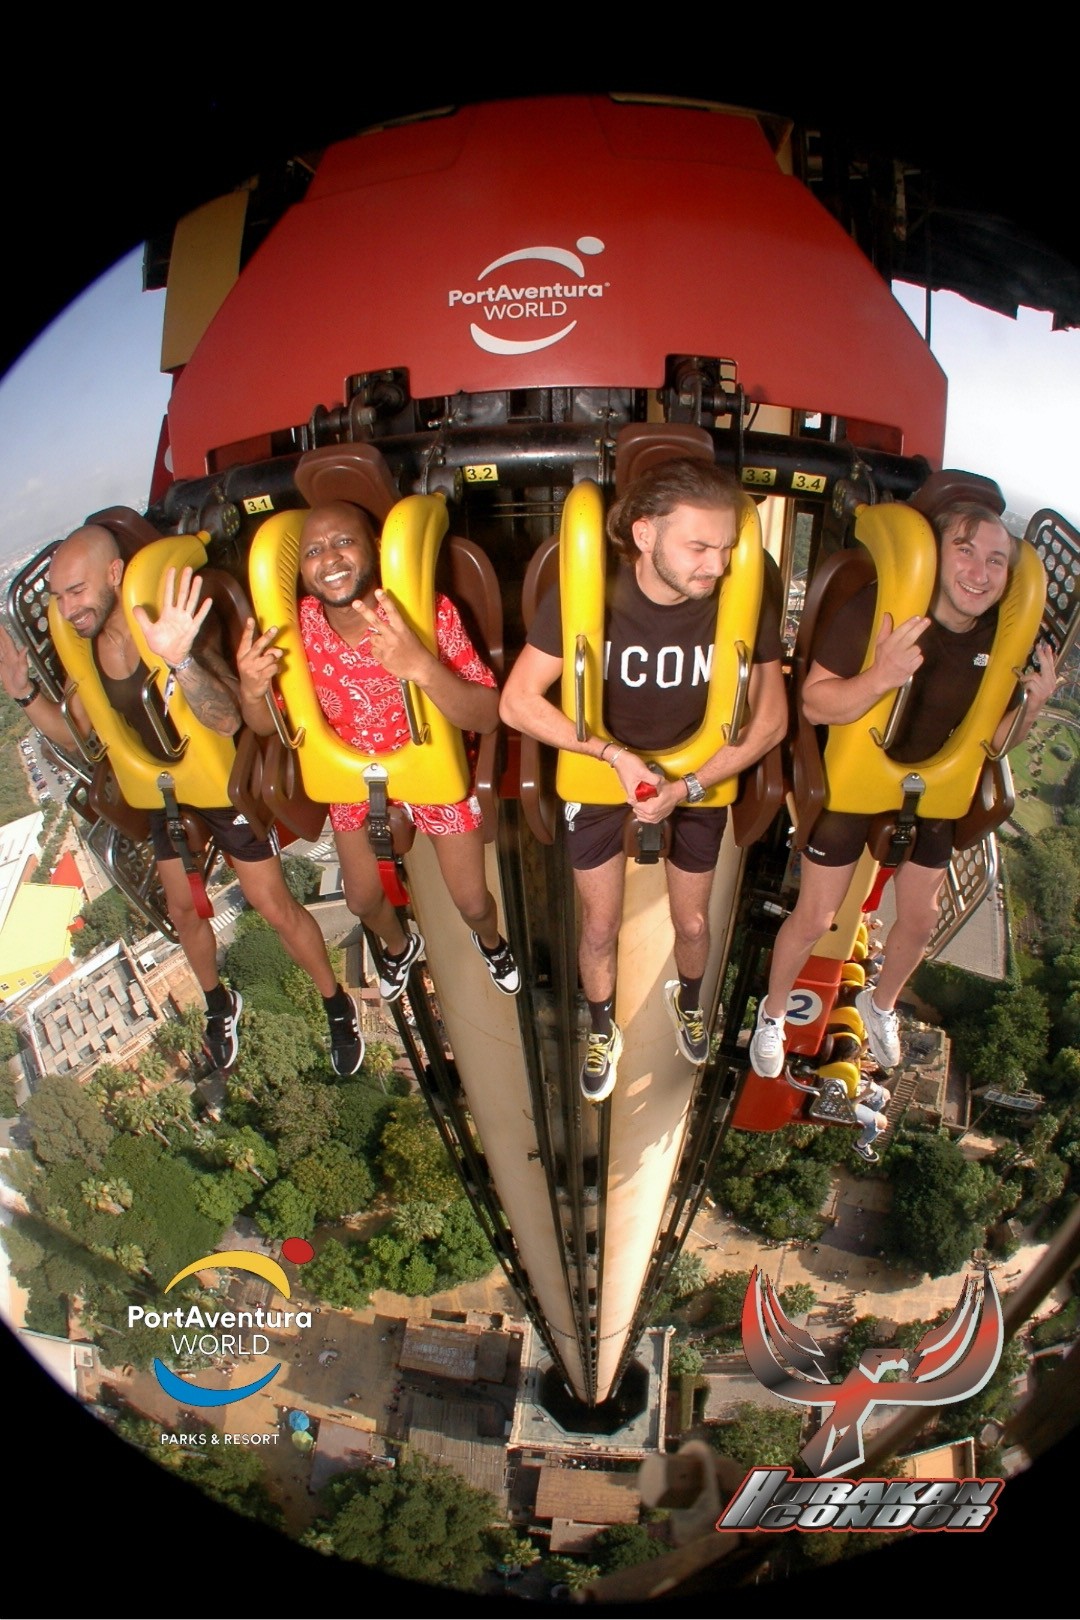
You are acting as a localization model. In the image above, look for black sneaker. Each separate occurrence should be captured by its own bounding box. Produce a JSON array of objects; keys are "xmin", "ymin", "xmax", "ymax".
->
[
  {"xmin": 853, "ymin": 1141, "xmax": 879, "ymax": 1164},
  {"xmin": 204, "ymin": 989, "xmax": 242, "ymax": 1070},
  {"xmin": 472, "ymin": 933, "xmax": 521, "ymax": 995},
  {"xmin": 580, "ymin": 1024, "xmax": 623, "ymax": 1104},
  {"xmin": 663, "ymin": 980, "xmax": 710, "ymax": 1064},
  {"xmin": 327, "ymin": 991, "xmax": 365, "ymax": 1077},
  {"xmin": 378, "ymin": 930, "xmax": 425, "ymax": 1002}
]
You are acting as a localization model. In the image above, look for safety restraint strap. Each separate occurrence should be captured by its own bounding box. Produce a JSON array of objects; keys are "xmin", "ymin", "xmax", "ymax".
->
[
  {"xmin": 156, "ymin": 772, "xmax": 214, "ymax": 919},
  {"xmin": 363, "ymin": 764, "xmax": 410, "ymax": 905}
]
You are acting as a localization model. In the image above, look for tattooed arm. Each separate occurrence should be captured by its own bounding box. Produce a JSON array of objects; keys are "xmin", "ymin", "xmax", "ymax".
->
[{"xmin": 132, "ymin": 566, "xmax": 242, "ymax": 736}]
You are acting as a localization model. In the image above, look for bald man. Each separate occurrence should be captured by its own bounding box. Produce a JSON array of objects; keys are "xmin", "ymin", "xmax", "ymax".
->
[
  {"xmin": 236, "ymin": 500, "xmax": 519, "ymax": 1002},
  {"xmin": 0, "ymin": 523, "xmax": 364, "ymax": 1077}
]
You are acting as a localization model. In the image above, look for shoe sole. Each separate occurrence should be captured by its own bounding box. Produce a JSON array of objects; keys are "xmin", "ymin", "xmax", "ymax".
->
[
  {"xmin": 379, "ymin": 933, "xmax": 425, "ymax": 1002},
  {"xmin": 580, "ymin": 1027, "xmax": 623, "ymax": 1104},
  {"xmin": 749, "ymin": 1020, "xmax": 786, "ymax": 1079},
  {"xmin": 662, "ymin": 980, "xmax": 709, "ymax": 1064},
  {"xmin": 204, "ymin": 990, "xmax": 243, "ymax": 1071}
]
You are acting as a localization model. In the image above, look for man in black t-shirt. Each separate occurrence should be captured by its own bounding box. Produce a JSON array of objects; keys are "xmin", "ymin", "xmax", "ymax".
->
[
  {"xmin": 0, "ymin": 523, "xmax": 363, "ymax": 1077},
  {"xmin": 501, "ymin": 460, "xmax": 786, "ymax": 1102},
  {"xmin": 750, "ymin": 500, "xmax": 1058, "ymax": 1081}
]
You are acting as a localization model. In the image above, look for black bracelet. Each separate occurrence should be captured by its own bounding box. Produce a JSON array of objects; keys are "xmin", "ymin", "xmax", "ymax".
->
[{"xmin": 13, "ymin": 679, "xmax": 40, "ymax": 708}]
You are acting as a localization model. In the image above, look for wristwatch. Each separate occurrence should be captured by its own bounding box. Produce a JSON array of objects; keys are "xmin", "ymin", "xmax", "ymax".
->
[
  {"xmin": 13, "ymin": 679, "xmax": 40, "ymax": 708},
  {"xmin": 682, "ymin": 772, "xmax": 705, "ymax": 804}
]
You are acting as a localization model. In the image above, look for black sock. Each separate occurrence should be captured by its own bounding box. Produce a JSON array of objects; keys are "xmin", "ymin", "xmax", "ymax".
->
[
  {"xmin": 322, "ymin": 984, "xmax": 351, "ymax": 1015},
  {"xmin": 205, "ymin": 984, "xmax": 232, "ymax": 1016},
  {"xmin": 384, "ymin": 938, "xmax": 411, "ymax": 964},
  {"xmin": 679, "ymin": 975, "xmax": 703, "ymax": 1011},
  {"xmin": 588, "ymin": 996, "xmax": 614, "ymax": 1035},
  {"xmin": 477, "ymin": 934, "xmax": 508, "ymax": 959}
]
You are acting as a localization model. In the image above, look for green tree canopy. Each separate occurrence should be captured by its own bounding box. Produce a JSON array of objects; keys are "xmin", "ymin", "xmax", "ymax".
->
[
  {"xmin": 378, "ymin": 1097, "xmax": 459, "ymax": 1207},
  {"xmin": 25, "ymin": 1073, "xmax": 114, "ymax": 1168},
  {"xmin": 229, "ymin": 1010, "xmax": 326, "ymax": 1101},
  {"xmin": 318, "ymin": 1458, "xmax": 497, "ymax": 1589},
  {"xmin": 255, "ymin": 1178, "xmax": 318, "ymax": 1241},
  {"xmin": 709, "ymin": 1402, "xmax": 803, "ymax": 1468},
  {"xmin": 302, "ymin": 1237, "xmax": 370, "ymax": 1309},
  {"xmin": 71, "ymin": 888, "xmax": 140, "ymax": 958},
  {"xmin": 262, "ymin": 1076, "xmax": 341, "ymax": 1169},
  {"xmin": 282, "ymin": 854, "xmax": 323, "ymax": 904},
  {"xmin": 885, "ymin": 1131, "xmax": 992, "ymax": 1277},
  {"xmin": 667, "ymin": 1249, "xmax": 708, "ymax": 1299},
  {"xmin": 291, "ymin": 1140, "xmax": 375, "ymax": 1222},
  {"xmin": 591, "ymin": 1522, "xmax": 666, "ymax": 1574}
]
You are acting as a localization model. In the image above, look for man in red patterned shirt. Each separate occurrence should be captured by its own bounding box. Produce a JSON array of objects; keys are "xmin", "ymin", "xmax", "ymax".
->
[{"xmin": 238, "ymin": 501, "xmax": 519, "ymax": 1001}]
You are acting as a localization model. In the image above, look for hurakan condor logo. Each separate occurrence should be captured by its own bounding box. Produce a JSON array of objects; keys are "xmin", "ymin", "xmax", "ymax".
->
[
  {"xmin": 448, "ymin": 238, "xmax": 607, "ymax": 355},
  {"xmin": 715, "ymin": 1266, "xmax": 1006, "ymax": 1533}
]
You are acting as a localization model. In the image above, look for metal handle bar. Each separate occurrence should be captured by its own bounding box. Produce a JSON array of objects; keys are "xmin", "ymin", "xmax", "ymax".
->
[
  {"xmin": 723, "ymin": 642, "xmax": 751, "ymax": 746},
  {"xmin": 870, "ymin": 677, "xmax": 914, "ymax": 750}
]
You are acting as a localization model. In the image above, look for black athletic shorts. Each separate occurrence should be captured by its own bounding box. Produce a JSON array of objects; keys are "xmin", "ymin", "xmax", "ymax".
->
[
  {"xmin": 149, "ymin": 806, "xmax": 280, "ymax": 866},
  {"xmin": 563, "ymin": 802, "xmax": 728, "ymax": 873},
  {"xmin": 803, "ymin": 809, "xmax": 954, "ymax": 871}
]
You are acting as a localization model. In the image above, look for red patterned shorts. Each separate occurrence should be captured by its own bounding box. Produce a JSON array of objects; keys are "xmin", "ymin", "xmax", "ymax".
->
[{"xmin": 330, "ymin": 794, "xmax": 484, "ymax": 836}]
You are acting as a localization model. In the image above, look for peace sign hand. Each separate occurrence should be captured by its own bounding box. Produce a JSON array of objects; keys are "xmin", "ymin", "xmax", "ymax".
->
[
  {"xmin": 352, "ymin": 589, "xmax": 435, "ymax": 684},
  {"xmin": 236, "ymin": 618, "xmax": 283, "ymax": 705},
  {"xmin": 1021, "ymin": 638, "xmax": 1061, "ymax": 716}
]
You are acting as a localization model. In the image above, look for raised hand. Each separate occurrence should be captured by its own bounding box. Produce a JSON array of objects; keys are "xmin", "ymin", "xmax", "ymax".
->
[
  {"xmin": 351, "ymin": 588, "xmax": 435, "ymax": 684},
  {"xmin": 870, "ymin": 612, "xmax": 929, "ymax": 694},
  {"xmin": 132, "ymin": 566, "xmax": 213, "ymax": 668},
  {"xmin": 0, "ymin": 623, "xmax": 33, "ymax": 700},
  {"xmin": 236, "ymin": 618, "xmax": 283, "ymax": 705}
]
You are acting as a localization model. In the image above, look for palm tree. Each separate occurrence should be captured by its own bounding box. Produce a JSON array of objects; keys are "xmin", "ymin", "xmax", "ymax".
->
[{"xmin": 80, "ymin": 1177, "xmax": 133, "ymax": 1215}]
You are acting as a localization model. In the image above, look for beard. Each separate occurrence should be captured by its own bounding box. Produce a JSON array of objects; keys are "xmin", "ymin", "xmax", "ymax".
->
[
  {"xmin": 70, "ymin": 585, "xmax": 119, "ymax": 638},
  {"xmin": 651, "ymin": 541, "xmax": 716, "ymax": 601},
  {"xmin": 307, "ymin": 561, "xmax": 378, "ymax": 608}
]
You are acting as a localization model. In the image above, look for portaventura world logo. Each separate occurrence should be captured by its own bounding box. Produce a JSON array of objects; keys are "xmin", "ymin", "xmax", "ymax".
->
[
  {"xmin": 448, "ymin": 238, "xmax": 607, "ymax": 355},
  {"xmin": 132, "ymin": 1237, "xmax": 314, "ymax": 1408}
]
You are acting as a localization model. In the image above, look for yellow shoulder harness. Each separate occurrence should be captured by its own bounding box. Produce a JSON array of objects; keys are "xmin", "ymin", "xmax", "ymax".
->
[
  {"xmin": 555, "ymin": 480, "xmax": 764, "ymax": 807},
  {"xmin": 247, "ymin": 495, "xmax": 471, "ymax": 806},
  {"xmin": 49, "ymin": 535, "xmax": 235, "ymax": 810},
  {"xmin": 821, "ymin": 504, "xmax": 1046, "ymax": 819}
]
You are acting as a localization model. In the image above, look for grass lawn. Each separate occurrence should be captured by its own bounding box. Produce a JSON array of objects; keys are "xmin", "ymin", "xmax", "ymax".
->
[{"xmin": 1009, "ymin": 712, "xmax": 1080, "ymax": 837}]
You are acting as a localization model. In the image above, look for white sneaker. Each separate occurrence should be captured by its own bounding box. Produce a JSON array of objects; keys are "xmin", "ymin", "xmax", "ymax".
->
[
  {"xmin": 855, "ymin": 988, "xmax": 901, "ymax": 1069},
  {"xmin": 749, "ymin": 1000, "xmax": 786, "ymax": 1079},
  {"xmin": 378, "ymin": 929, "xmax": 425, "ymax": 1002},
  {"xmin": 471, "ymin": 933, "xmax": 521, "ymax": 996}
]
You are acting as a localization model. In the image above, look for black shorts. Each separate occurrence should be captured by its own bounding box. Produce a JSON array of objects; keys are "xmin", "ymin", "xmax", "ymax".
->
[
  {"xmin": 149, "ymin": 806, "xmax": 280, "ymax": 866},
  {"xmin": 803, "ymin": 809, "xmax": 954, "ymax": 871},
  {"xmin": 563, "ymin": 802, "xmax": 728, "ymax": 873}
]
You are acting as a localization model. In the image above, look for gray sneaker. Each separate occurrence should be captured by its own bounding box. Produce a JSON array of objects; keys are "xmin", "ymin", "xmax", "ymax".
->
[
  {"xmin": 749, "ymin": 999, "xmax": 786, "ymax": 1079},
  {"xmin": 663, "ymin": 981, "xmax": 709, "ymax": 1064},
  {"xmin": 580, "ymin": 1024, "xmax": 623, "ymax": 1104},
  {"xmin": 855, "ymin": 987, "xmax": 900, "ymax": 1069}
]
